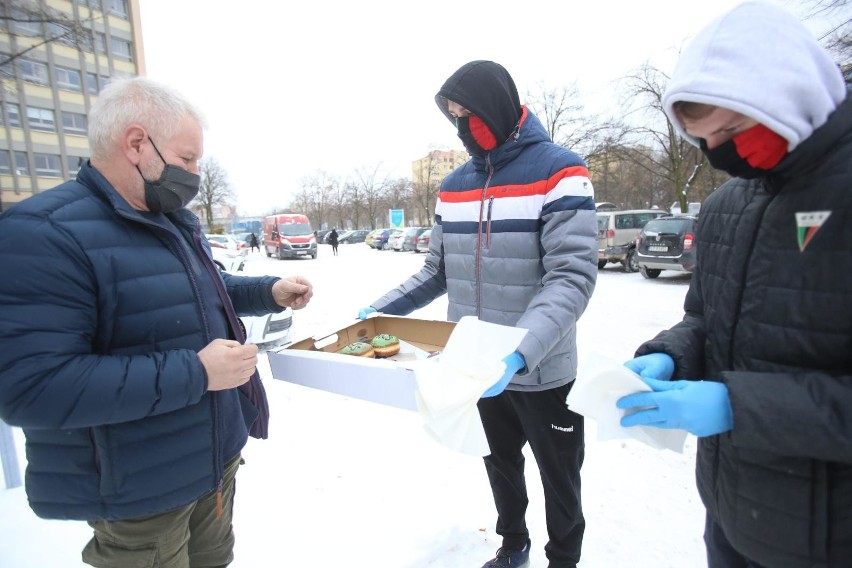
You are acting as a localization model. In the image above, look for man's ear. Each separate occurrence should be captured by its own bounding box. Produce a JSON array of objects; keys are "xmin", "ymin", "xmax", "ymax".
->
[{"xmin": 123, "ymin": 125, "xmax": 147, "ymax": 166}]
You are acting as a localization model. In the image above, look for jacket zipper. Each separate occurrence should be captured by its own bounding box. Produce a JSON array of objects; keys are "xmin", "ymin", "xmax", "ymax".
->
[
  {"xmin": 117, "ymin": 211, "xmax": 226, "ymax": 507},
  {"xmin": 476, "ymin": 156, "xmax": 495, "ymax": 319}
]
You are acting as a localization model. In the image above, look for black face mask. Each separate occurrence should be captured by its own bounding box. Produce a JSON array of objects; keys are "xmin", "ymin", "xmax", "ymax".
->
[
  {"xmin": 699, "ymin": 124, "xmax": 788, "ymax": 179},
  {"xmin": 136, "ymin": 138, "xmax": 200, "ymax": 213},
  {"xmin": 456, "ymin": 116, "xmax": 496, "ymax": 157}
]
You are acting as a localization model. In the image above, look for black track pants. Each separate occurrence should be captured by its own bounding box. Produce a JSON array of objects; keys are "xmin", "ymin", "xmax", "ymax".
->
[{"xmin": 478, "ymin": 382, "xmax": 585, "ymax": 568}]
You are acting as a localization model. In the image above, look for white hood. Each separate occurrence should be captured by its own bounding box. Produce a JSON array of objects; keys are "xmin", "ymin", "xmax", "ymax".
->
[{"xmin": 662, "ymin": 1, "xmax": 847, "ymax": 151}]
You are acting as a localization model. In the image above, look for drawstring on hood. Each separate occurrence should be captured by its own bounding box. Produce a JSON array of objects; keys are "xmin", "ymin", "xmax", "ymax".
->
[
  {"xmin": 662, "ymin": 0, "xmax": 846, "ymax": 153},
  {"xmin": 435, "ymin": 60, "xmax": 522, "ymax": 155}
]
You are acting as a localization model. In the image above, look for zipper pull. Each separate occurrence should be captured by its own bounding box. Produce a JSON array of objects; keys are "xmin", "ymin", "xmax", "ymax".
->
[{"xmin": 216, "ymin": 478, "xmax": 223, "ymax": 519}]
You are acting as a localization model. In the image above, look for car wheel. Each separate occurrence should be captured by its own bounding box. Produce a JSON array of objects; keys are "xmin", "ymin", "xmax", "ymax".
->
[
  {"xmin": 640, "ymin": 266, "xmax": 661, "ymax": 279},
  {"xmin": 597, "ymin": 260, "xmax": 607, "ymax": 269},
  {"xmin": 265, "ymin": 248, "xmax": 272, "ymax": 258},
  {"xmin": 276, "ymin": 247, "xmax": 285, "ymax": 260},
  {"xmin": 623, "ymin": 249, "xmax": 639, "ymax": 273}
]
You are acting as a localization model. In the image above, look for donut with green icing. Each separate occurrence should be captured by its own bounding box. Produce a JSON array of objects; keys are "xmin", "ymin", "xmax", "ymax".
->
[
  {"xmin": 339, "ymin": 342, "xmax": 375, "ymax": 357},
  {"xmin": 371, "ymin": 334, "xmax": 400, "ymax": 358}
]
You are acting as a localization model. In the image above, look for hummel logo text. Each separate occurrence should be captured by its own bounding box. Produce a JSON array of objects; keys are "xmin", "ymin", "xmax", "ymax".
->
[{"xmin": 551, "ymin": 424, "xmax": 574, "ymax": 433}]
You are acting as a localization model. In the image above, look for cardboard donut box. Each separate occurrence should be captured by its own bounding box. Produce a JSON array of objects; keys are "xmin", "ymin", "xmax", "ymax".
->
[{"xmin": 267, "ymin": 316, "xmax": 456, "ymax": 411}]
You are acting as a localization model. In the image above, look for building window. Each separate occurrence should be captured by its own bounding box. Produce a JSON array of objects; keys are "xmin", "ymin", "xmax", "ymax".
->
[
  {"xmin": 75, "ymin": 0, "xmax": 103, "ymax": 9},
  {"xmin": 18, "ymin": 59, "xmax": 49, "ymax": 85},
  {"xmin": 86, "ymin": 72, "xmax": 98, "ymax": 94},
  {"xmin": 62, "ymin": 111, "xmax": 88, "ymax": 135},
  {"xmin": 56, "ymin": 66, "xmax": 83, "ymax": 92},
  {"xmin": 66, "ymin": 155, "xmax": 85, "ymax": 174},
  {"xmin": 0, "ymin": 151, "xmax": 10, "ymax": 175},
  {"xmin": 94, "ymin": 32, "xmax": 107, "ymax": 54},
  {"xmin": 3, "ymin": 103, "xmax": 21, "ymax": 127},
  {"xmin": 110, "ymin": 38, "xmax": 133, "ymax": 62},
  {"xmin": 14, "ymin": 153, "xmax": 29, "ymax": 176},
  {"xmin": 34, "ymin": 153, "xmax": 62, "ymax": 177},
  {"xmin": 47, "ymin": 22, "xmax": 76, "ymax": 46},
  {"xmin": 12, "ymin": 9, "xmax": 41, "ymax": 36},
  {"xmin": 109, "ymin": 0, "xmax": 129, "ymax": 18},
  {"xmin": 27, "ymin": 107, "xmax": 56, "ymax": 132}
]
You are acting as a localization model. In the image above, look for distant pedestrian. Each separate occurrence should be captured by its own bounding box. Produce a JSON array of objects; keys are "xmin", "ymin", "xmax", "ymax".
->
[
  {"xmin": 328, "ymin": 228, "xmax": 339, "ymax": 256},
  {"xmin": 249, "ymin": 232, "xmax": 259, "ymax": 252}
]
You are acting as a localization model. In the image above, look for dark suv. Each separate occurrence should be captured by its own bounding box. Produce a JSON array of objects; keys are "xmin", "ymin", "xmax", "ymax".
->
[{"xmin": 635, "ymin": 215, "xmax": 699, "ymax": 279}]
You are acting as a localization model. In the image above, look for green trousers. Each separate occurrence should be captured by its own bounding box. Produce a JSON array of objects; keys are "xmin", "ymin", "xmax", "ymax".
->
[{"xmin": 82, "ymin": 454, "xmax": 242, "ymax": 568}]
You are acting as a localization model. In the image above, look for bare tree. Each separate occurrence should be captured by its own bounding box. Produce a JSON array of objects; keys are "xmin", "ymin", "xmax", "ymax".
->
[
  {"xmin": 193, "ymin": 158, "xmax": 235, "ymax": 228},
  {"xmin": 297, "ymin": 170, "xmax": 339, "ymax": 230},
  {"xmin": 349, "ymin": 163, "xmax": 394, "ymax": 229},
  {"xmin": 410, "ymin": 149, "xmax": 464, "ymax": 226},
  {"xmin": 617, "ymin": 62, "xmax": 728, "ymax": 211},
  {"xmin": 800, "ymin": 0, "xmax": 852, "ymax": 82},
  {"xmin": 0, "ymin": 1, "xmax": 98, "ymax": 69},
  {"xmin": 524, "ymin": 81, "xmax": 620, "ymax": 163}
]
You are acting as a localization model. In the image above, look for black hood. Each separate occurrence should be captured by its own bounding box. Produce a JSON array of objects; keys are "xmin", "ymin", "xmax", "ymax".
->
[{"xmin": 435, "ymin": 60, "xmax": 522, "ymax": 147}]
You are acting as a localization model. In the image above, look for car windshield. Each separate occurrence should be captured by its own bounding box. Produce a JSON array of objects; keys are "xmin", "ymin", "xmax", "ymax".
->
[
  {"xmin": 277, "ymin": 223, "xmax": 312, "ymax": 236},
  {"xmin": 643, "ymin": 218, "xmax": 693, "ymax": 235}
]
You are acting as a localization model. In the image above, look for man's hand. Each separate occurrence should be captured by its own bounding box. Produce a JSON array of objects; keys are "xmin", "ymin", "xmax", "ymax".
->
[
  {"xmin": 272, "ymin": 276, "xmax": 313, "ymax": 310},
  {"xmin": 198, "ymin": 339, "xmax": 259, "ymax": 391},
  {"xmin": 358, "ymin": 307, "xmax": 377, "ymax": 320},
  {"xmin": 624, "ymin": 352, "xmax": 675, "ymax": 380},
  {"xmin": 482, "ymin": 351, "xmax": 526, "ymax": 398},
  {"xmin": 616, "ymin": 377, "xmax": 734, "ymax": 437}
]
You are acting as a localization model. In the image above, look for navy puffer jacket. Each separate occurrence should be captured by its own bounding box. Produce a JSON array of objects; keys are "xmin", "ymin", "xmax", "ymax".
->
[{"xmin": 0, "ymin": 163, "xmax": 279, "ymax": 521}]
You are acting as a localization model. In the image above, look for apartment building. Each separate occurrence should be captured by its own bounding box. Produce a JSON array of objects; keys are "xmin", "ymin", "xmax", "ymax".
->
[
  {"xmin": 0, "ymin": 0, "xmax": 145, "ymax": 212},
  {"xmin": 410, "ymin": 149, "xmax": 466, "ymax": 190}
]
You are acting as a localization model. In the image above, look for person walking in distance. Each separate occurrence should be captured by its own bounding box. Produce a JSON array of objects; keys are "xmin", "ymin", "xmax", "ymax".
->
[
  {"xmin": 328, "ymin": 228, "xmax": 339, "ymax": 256},
  {"xmin": 0, "ymin": 76, "xmax": 313, "ymax": 567}
]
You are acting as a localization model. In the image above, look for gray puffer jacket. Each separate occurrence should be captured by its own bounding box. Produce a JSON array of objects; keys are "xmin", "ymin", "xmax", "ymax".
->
[{"xmin": 372, "ymin": 108, "xmax": 598, "ymax": 391}]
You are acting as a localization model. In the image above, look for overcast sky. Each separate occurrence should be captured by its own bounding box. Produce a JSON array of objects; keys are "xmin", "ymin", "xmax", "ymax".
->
[{"xmin": 138, "ymin": 0, "xmax": 807, "ymax": 217}]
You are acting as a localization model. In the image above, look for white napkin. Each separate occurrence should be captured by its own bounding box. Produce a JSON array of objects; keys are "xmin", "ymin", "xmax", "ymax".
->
[
  {"xmin": 412, "ymin": 316, "xmax": 528, "ymax": 457},
  {"xmin": 566, "ymin": 352, "xmax": 687, "ymax": 452}
]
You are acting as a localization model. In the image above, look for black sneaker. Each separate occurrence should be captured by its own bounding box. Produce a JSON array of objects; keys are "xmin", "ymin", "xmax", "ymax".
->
[{"xmin": 480, "ymin": 538, "xmax": 531, "ymax": 567}]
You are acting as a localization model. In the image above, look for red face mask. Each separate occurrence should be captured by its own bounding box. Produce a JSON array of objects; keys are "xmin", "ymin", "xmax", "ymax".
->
[
  {"xmin": 700, "ymin": 124, "xmax": 788, "ymax": 178},
  {"xmin": 456, "ymin": 115, "xmax": 497, "ymax": 157}
]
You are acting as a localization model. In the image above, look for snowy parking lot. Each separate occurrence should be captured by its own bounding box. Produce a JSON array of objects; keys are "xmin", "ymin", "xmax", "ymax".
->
[{"xmin": 0, "ymin": 242, "xmax": 705, "ymax": 568}]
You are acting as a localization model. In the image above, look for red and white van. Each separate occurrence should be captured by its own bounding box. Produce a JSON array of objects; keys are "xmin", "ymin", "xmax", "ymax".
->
[{"xmin": 262, "ymin": 214, "xmax": 317, "ymax": 259}]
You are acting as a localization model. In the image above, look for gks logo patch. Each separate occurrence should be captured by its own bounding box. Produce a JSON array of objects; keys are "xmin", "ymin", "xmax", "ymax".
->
[{"xmin": 795, "ymin": 211, "xmax": 831, "ymax": 252}]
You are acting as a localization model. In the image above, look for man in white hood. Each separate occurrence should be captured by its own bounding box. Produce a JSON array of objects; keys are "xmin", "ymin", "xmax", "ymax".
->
[{"xmin": 616, "ymin": 2, "xmax": 851, "ymax": 567}]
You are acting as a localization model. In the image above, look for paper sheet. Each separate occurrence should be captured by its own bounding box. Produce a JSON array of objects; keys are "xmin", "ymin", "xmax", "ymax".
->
[
  {"xmin": 566, "ymin": 352, "xmax": 687, "ymax": 452},
  {"xmin": 411, "ymin": 316, "xmax": 528, "ymax": 457}
]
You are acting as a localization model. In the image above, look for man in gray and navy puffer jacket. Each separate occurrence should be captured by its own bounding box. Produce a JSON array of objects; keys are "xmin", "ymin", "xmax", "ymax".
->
[
  {"xmin": 0, "ymin": 77, "xmax": 313, "ymax": 567},
  {"xmin": 361, "ymin": 60, "xmax": 598, "ymax": 568}
]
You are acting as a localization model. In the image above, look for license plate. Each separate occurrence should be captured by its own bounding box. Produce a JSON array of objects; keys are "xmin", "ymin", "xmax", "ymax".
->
[
  {"xmin": 296, "ymin": 251, "xmax": 306, "ymax": 255},
  {"xmin": 648, "ymin": 245, "xmax": 668, "ymax": 252}
]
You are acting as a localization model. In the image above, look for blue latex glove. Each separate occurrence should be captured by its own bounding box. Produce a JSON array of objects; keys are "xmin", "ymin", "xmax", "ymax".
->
[
  {"xmin": 482, "ymin": 352, "xmax": 526, "ymax": 398},
  {"xmin": 358, "ymin": 306, "xmax": 377, "ymax": 320},
  {"xmin": 616, "ymin": 377, "xmax": 733, "ymax": 437},
  {"xmin": 625, "ymin": 353, "xmax": 675, "ymax": 381}
]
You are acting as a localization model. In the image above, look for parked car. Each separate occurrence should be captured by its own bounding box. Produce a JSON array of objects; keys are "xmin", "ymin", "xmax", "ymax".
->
[
  {"xmin": 375, "ymin": 228, "xmax": 403, "ymax": 250},
  {"xmin": 415, "ymin": 229, "xmax": 432, "ymax": 253},
  {"xmin": 242, "ymin": 308, "xmax": 294, "ymax": 351},
  {"xmin": 339, "ymin": 229, "xmax": 370, "ymax": 244},
  {"xmin": 635, "ymin": 215, "xmax": 699, "ymax": 279},
  {"xmin": 209, "ymin": 243, "xmax": 245, "ymax": 273},
  {"xmin": 206, "ymin": 233, "xmax": 248, "ymax": 257},
  {"xmin": 365, "ymin": 228, "xmax": 386, "ymax": 249},
  {"xmin": 382, "ymin": 229, "xmax": 403, "ymax": 250},
  {"xmin": 596, "ymin": 209, "xmax": 668, "ymax": 271},
  {"xmin": 401, "ymin": 227, "xmax": 429, "ymax": 252}
]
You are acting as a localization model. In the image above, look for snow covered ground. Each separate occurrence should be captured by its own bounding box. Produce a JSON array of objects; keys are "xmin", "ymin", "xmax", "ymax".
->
[{"xmin": 0, "ymin": 242, "xmax": 705, "ymax": 567}]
